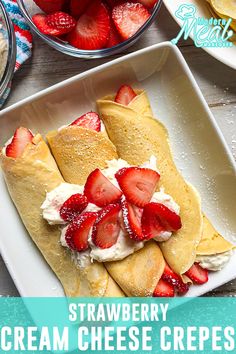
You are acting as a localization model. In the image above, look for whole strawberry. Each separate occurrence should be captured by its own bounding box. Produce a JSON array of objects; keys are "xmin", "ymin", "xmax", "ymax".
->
[{"xmin": 47, "ymin": 11, "xmax": 76, "ymax": 34}]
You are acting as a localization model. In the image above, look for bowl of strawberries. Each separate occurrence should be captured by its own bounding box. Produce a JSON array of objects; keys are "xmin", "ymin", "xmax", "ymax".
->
[{"xmin": 17, "ymin": 0, "xmax": 162, "ymax": 58}]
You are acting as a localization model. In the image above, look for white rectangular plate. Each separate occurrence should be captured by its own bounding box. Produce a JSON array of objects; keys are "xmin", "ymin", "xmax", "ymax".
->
[{"xmin": 0, "ymin": 42, "xmax": 235, "ymax": 297}]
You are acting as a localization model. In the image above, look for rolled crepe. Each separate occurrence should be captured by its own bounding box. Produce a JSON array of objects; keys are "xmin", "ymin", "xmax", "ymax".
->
[
  {"xmin": 0, "ymin": 134, "xmax": 122, "ymax": 297},
  {"xmin": 206, "ymin": 1, "xmax": 236, "ymax": 42},
  {"xmin": 47, "ymin": 126, "xmax": 117, "ymax": 184},
  {"xmin": 196, "ymin": 215, "xmax": 234, "ymax": 256},
  {"xmin": 97, "ymin": 91, "xmax": 203, "ymax": 275},
  {"xmin": 106, "ymin": 241, "xmax": 165, "ymax": 297},
  {"xmin": 131, "ymin": 92, "xmax": 234, "ymax": 253},
  {"xmin": 209, "ymin": 0, "xmax": 236, "ymax": 20},
  {"xmin": 47, "ymin": 125, "xmax": 165, "ymax": 296},
  {"xmin": 131, "ymin": 92, "xmax": 235, "ymax": 256},
  {"xmin": 130, "ymin": 92, "xmax": 234, "ymax": 257},
  {"xmin": 98, "ymin": 90, "xmax": 234, "ymax": 271}
]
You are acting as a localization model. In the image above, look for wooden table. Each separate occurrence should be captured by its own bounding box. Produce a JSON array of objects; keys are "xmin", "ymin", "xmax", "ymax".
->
[{"xmin": 1, "ymin": 4, "xmax": 235, "ymax": 296}]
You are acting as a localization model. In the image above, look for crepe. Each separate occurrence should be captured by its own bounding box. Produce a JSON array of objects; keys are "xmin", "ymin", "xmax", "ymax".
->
[
  {"xmin": 97, "ymin": 90, "xmax": 234, "ymax": 271},
  {"xmin": 47, "ymin": 125, "xmax": 165, "ymax": 296},
  {"xmin": 47, "ymin": 126, "xmax": 117, "ymax": 184},
  {"xmin": 106, "ymin": 241, "xmax": 165, "ymax": 297},
  {"xmin": 0, "ymin": 134, "xmax": 123, "ymax": 297},
  {"xmin": 206, "ymin": 0, "xmax": 236, "ymax": 39},
  {"xmin": 209, "ymin": 0, "xmax": 236, "ymax": 19},
  {"xmin": 129, "ymin": 92, "xmax": 234, "ymax": 256},
  {"xmin": 197, "ymin": 215, "xmax": 234, "ymax": 255},
  {"xmin": 97, "ymin": 92, "xmax": 203, "ymax": 275}
]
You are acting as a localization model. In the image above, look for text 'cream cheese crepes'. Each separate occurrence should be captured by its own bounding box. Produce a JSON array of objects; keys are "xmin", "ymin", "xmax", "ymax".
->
[
  {"xmin": 1, "ymin": 129, "xmax": 123, "ymax": 297},
  {"xmin": 46, "ymin": 117, "xmax": 166, "ymax": 297}
]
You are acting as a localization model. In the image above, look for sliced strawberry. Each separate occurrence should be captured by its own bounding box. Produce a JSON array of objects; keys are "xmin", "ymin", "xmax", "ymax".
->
[
  {"xmin": 32, "ymin": 13, "xmax": 65, "ymax": 36},
  {"xmin": 59, "ymin": 193, "xmax": 88, "ymax": 222},
  {"xmin": 153, "ymin": 279, "xmax": 174, "ymax": 297},
  {"xmin": 65, "ymin": 212, "xmax": 97, "ymax": 252},
  {"xmin": 115, "ymin": 84, "xmax": 137, "ymax": 105},
  {"xmin": 115, "ymin": 167, "xmax": 160, "ymax": 207},
  {"xmin": 6, "ymin": 127, "xmax": 34, "ymax": 158},
  {"xmin": 185, "ymin": 263, "xmax": 209, "ymax": 285},
  {"xmin": 69, "ymin": 0, "xmax": 90, "ymax": 19},
  {"xmin": 121, "ymin": 196, "xmax": 144, "ymax": 241},
  {"xmin": 142, "ymin": 202, "xmax": 182, "ymax": 240},
  {"xmin": 138, "ymin": 0, "xmax": 157, "ymax": 9},
  {"xmin": 46, "ymin": 11, "xmax": 76, "ymax": 35},
  {"xmin": 67, "ymin": 0, "xmax": 110, "ymax": 50},
  {"xmin": 84, "ymin": 169, "xmax": 122, "ymax": 207},
  {"xmin": 92, "ymin": 203, "xmax": 121, "ymax": 248},
  {"xmin": 112, "ymin": 2, "xmax": 150, "ymax": 40},
  {"xmin": 33, "ymin": 0, "xmax": 66, "ymax": 14},
  {"xmin": 106, "ymin": 22, "xmax": 121, "ymax": 47},
  {"xmin": 162, "ymin": 263, "xmax": 189, "ymax": 294},
  {"xmin": 70, "ymin": 112, "xmax": 101, "ymax": 131}
]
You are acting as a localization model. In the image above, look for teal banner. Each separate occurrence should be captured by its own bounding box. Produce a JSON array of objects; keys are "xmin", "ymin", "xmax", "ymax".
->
[{"xmin": 0, "ymin": 297, "xmax": 236, "ymax": 353}]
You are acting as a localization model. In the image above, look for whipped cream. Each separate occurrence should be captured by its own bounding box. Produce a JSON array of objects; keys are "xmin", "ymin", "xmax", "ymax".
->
[
  {"xmin": 141, "ymin": 155, "xmax": 159, "ymax": 172},
  {"xmin": 43, "ymin": 156, "xmax": 180, "ymax": 264},
  {"xmin": 151, "ymin": 188, "xmax": 180, "ymax": 214},
  {"xmin": 100, "ymin": 121, "xmax": 105, "ymax": 132},
  {"xmin": 41, "ymin": 183, "xmax": 84, "ymax": 225},
  {"xmin": 72, "ymin": 250, "xmax": 91, "ymax": 269},
  {"xmin": 84, "ymin": 203, "xmax": 101, "ymax": 213},
  {"xmin": 196, "ymin": 251, "xmax": 232, "ymax": 271},
  {"xmin": 89, "ymin": 228, "xmax": 143, "ymax": 262},
  {"xmin": 102, "ymin": 158, "xmax": 130, "ymax": 188},
  {"xmin": 43, "ymin": 178, "xmax": 143, "ymax": 263}
]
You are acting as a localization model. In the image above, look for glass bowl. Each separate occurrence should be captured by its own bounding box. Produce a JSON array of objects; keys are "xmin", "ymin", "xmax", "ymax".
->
[
  {"xmin": 17, "ymin": 0, "xmax": 163, "ymax": 58},
  {"xmin": 0, "ymin": 1, "xmax": 16, "ymax": 99}
]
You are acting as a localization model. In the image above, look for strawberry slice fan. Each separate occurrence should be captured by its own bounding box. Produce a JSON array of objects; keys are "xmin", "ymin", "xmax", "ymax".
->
[{"xmin": 0, "ymin": 0, "xmax": 32, "ymax": 108}]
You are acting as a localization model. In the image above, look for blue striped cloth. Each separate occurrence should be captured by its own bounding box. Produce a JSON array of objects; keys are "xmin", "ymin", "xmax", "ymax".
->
[{"xmin": 0, "ymin": 0, "xmax": 32, "ymax": 108}]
